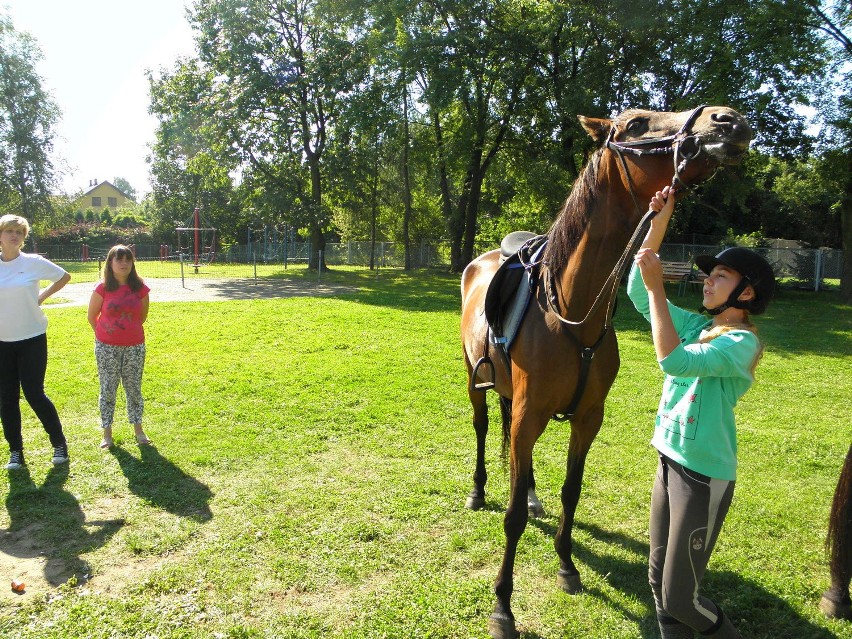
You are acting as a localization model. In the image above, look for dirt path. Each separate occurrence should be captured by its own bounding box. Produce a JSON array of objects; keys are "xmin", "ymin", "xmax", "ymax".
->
[{"xmin": 49, "ymin": 277, "xmax": 356, "ymax": 308}]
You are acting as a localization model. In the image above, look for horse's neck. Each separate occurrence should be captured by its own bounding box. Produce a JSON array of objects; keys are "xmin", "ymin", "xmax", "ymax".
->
[{"xmin": 555, "ymin": 189, "xmax": 637, "ymax": 323}]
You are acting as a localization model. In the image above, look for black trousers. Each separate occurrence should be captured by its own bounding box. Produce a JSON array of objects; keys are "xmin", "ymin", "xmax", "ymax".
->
[{"xmin": 0, "ymin": 333, "xmax": 66, "ymax": 450}]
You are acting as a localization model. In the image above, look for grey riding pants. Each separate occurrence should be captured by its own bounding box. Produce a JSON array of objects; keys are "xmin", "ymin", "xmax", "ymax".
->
[{"xmin": 649, "ymin": 453, "xmax": 739, "ymax": 637}]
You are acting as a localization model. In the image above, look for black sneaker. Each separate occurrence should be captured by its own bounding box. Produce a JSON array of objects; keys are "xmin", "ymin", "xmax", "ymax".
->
[
  {"xmin": 5, "ymin": 450, "xmax": 24, "ymax": 470},
  {"xmin": 51, "ymin": 445, "xmax": 69, "ymax": 465}
]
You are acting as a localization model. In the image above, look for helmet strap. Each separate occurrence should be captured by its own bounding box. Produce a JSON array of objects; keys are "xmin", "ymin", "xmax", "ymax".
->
[{"xmin": 700, "ymin": 277, "xmax": 751, "ymax": 316}]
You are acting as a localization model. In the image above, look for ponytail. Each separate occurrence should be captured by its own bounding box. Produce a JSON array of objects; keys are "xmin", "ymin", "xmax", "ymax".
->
[{"xmin": 699, "ymin": 314, "xmax": 764, "ymax": 375}]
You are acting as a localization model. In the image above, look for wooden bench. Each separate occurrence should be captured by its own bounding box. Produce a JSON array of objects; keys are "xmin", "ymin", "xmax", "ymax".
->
[{"xmin": 661, "ymin": 261, "xmax": 707, "ymax": 296}]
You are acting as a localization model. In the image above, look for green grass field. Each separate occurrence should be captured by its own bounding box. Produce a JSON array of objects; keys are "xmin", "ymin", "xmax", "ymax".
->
[
  {"xmin": 0, "ymin": 268, "xmax": 849, "ymax": 638},
  {"xmin": 57, "ymin": 258, "xmax": 308, "ymax": 283}
]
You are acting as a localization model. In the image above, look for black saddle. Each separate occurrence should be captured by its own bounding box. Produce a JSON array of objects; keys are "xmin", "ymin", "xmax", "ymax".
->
[
  {"xmin": 484, "ymin": 232, "xmax": 547, "ymax": 346},
  {"xmin": 471, "ymin": 232, "xmax": 546, "ymax": 392},
  {"xmin": 500, "ymin": 231, "xmax": 538, "ymax": 259}
]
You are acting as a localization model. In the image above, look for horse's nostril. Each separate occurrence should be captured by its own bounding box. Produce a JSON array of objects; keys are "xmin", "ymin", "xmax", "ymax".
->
[{"xmin": 711, "ymin": 112, "xmax": 735, "ymax": 124}]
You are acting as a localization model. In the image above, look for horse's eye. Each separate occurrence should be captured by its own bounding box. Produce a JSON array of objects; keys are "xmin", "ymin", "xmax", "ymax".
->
[{"xmin": 626, "ymin": 118, "xmax": 647, "ymax": 134}]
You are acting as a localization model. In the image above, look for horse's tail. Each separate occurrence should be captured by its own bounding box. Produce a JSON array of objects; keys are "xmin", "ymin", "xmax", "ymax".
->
[
  {"xmin": 499, "ymin": 396, "xmax": 512, "ymax": 460},
  {"xmin": 827, "ymin": 443, "xmax": 852, "ymax": 583}
]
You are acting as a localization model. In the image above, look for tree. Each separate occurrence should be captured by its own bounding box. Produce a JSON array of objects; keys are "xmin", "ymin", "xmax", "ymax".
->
[
  {"xmin": 798, "ymin": 0, "xmax": 851, "ymax": 300},
  {"xmin": 112, "ymin": 176, "xmax": 138, "ymax": 201},
  {"xmin": 143, "ymin": 0, "xmax": 845, "ymax": 277},
  {"xmin": 148, "ymin": 58, "xmax": 244, "ymax": 245},
  {"xmin": 393, "ymin": 0, "xmax": 542, "ymax": 271},
  {"xmin": 188, "ymin": 0, "xmax": 370, "ymax": 270},
  {"xmin": 0, "ymin": 13, "xmax": 60, "ymax": 241}
]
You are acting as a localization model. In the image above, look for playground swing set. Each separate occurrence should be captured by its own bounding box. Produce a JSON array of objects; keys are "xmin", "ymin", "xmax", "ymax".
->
[{"xmin": 176, "ymin": 208, "xmax": 217, "ymax": 273}]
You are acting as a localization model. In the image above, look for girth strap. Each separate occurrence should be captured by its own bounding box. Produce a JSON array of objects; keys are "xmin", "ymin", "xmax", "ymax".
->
[{"xmin": 551, "ymin": 323, "xmax": 610, "ymax": 422}]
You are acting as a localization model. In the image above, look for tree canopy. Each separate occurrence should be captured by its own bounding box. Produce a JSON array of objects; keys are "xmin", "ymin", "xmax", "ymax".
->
[
  {"xmin": 140, "ymin": 0, "xmax": 848, "ymax": 286},
  {"xmin": 0, "ymin": 13, "xmax": 60, "ymax": 237}
]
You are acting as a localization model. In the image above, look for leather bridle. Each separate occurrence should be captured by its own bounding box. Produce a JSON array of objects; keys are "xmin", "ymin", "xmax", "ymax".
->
[
  {"xmin": 547, "ymin": 104, "xmax": 713, "ymax": 329},
  {"xmin": 605, "ymin": 104, "xmax": 710, "ymax": 218}
]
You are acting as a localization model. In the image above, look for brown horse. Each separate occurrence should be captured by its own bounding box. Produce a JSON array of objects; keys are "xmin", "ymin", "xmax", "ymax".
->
[
  {"xmin": 821, "ymin": 444, "xmax": 852, "ymax": 620},
  {"xmin": 460, "ymin": 105, "xmax": 752, "ymax": 639}
]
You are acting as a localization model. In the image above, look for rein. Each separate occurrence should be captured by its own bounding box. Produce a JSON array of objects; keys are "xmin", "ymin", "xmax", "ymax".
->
[{"xmin": 543, "ymin": 105, "xmax": 711, "ymax": 420}]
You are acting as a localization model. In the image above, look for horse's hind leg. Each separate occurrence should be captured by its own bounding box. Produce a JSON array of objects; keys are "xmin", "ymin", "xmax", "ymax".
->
[
  {"xmin": 821, "ymin": 444, "xmax": 852, "ymax": 620},
  {"xmin": 465, "ymin": 386, "xmax": 489, "ymax": 510},
  {"xmin": 494, "ymin": 395, "xmax": 544, "ymax": 518},
  {"xmin": 527, "ymin": 464, "xmax": 545, "ymax": 518}
]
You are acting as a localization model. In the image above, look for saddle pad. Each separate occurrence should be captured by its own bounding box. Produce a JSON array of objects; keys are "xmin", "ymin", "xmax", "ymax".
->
[{"xmin": 494, "ymin": 275, "xmax": 533, "ymax": 351}]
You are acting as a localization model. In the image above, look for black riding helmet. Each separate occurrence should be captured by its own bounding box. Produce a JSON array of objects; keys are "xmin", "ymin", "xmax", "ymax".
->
[{"xmin": 694, "ymin": 247, "xmax": 775, "ymax": 315}]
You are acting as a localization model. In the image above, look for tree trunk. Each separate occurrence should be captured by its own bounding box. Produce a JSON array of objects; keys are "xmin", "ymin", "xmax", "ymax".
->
[
  {"xmin": 461, "ymin": 166, "xmax": 486, "ymax": 268},
  {"xmin": 369, "ymin": 157, "xmax": 378, "ymax": 271},
  {"xmin": 309, "ymin": 224, "xmax": 326, "ymax": 271},
  {"xmin": 307, "ymin": 158, "xmax": 326, "ymax": 271},
  {"xmin": 401, "ymin": 84, "xmax": 413, "ymax": 270},
  {"xmin": 841, "ymin": 150, "xmax": 852, "ymax": 303},
  {"xmin": 449, "ymin": 179, "xmax": 470, "ymax": 273},
  {"xmin": 431, "ymin": 111, "xmax": 456, "ymax": 272}
]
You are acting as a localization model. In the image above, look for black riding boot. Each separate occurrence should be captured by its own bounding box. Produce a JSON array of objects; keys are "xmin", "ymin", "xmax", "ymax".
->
[
  {"xmin": 657, "ymin": 613, "xmax": 694, "ymax": 639},
  {"xmin": 699, "ymin": 608, "xmax": 742, "ymax": 639}
]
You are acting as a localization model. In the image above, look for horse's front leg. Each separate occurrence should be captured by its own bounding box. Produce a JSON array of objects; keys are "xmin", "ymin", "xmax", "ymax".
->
[
  {"xmin": 555, "ymin": 405, "xmax": 604, "ymax": 594},
  {"xmin": 465, "ymin": 386, "xmax": 489, "ymax": 510},
  {"xmin": 489, "ymin": 411, "xmax": 547, "ymax": 639}
]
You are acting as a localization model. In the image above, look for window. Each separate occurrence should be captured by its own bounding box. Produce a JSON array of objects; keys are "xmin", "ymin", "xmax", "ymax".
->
[
  {"xmin": 91, "ymin": 196, "xmax": 101, "ymax": 207},
  {"xmin": 108, "ymin": 197, "xmax": 117, "ymax": 207}
]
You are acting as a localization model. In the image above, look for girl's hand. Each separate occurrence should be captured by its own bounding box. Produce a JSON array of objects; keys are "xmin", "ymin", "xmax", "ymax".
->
[
  {"xmin": 649, "ymin": 186, "xmax": 675, "ymax": 216},
  {"xmin": 634, "ymin": 248, "xmax": 664, "ymax": 291}
]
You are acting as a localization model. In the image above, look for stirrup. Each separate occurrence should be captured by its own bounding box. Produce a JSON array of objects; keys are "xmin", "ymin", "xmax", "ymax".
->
[{"xmin": 470, "ymin": 356, "xmax": 496, "ymax": 392}]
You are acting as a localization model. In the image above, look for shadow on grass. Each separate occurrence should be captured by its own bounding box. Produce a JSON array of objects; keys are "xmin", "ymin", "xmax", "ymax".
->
[
  {"xmin": 194, "ymin": 277, "xmax": 357, "ymax": 301},
  {"xmin": 110, "ymin": 445, "xmax": 213, "ymax": 522},
  {"xmin": 1, "ymin": 464, "xmax": 123, "ymax": 585},
  {"xmin": 656, "ymin": 286, "xmax": 851, "ymax": 359},
  {"xmin": 281, "ymin": 268, "xmax": 462, "ymax": 313},
  {"xmin": 516, "ymin": 519, "xmax": 837, "ymax": 639}
]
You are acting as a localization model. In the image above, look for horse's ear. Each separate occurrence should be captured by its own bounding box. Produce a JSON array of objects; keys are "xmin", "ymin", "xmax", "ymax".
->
[{"xmin": 578, "ymin": 115, "xmax": 612, "ymax": 144}]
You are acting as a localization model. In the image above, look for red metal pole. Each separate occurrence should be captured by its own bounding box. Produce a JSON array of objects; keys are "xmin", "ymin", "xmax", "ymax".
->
[{"xmin": 194, "ymin": 208, "xmax": 200, "ymax": 265}]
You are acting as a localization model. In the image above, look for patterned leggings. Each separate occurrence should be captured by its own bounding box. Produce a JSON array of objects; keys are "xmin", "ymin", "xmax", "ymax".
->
[{"xmin": 94, "ymin": 340, "xmax": 145, "ymax": 429}]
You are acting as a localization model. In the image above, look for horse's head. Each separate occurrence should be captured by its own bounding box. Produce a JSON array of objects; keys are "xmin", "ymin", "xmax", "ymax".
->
[{"xmin": 578, "ymin": 105, "xmax": 752, "ymax": 201}]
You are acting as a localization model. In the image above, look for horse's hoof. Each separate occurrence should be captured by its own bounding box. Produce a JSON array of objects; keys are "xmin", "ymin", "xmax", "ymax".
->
[
  {"xmin": 488, "ymin": 613, "xmax": 520, "ymax": 639},
  {"xmin": 465, "ymin": 492, "xmax": 486, "ymax": 510},
  {"xmin": 557, "ymin": 569, "xmax": 583, "ymax": 594},
  {"xmin": 820, "ymin": 593, "xmax": 852, "ymax": 620}
]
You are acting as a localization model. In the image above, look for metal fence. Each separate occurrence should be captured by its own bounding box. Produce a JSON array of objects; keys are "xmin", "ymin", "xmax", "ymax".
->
[
  {"xmin": 659, "ymin": 243, "xmax": 843, "ymax": 292},
  {"xmin": 38, "ymin": 239, "xmax": 844, "ymax": 291}
]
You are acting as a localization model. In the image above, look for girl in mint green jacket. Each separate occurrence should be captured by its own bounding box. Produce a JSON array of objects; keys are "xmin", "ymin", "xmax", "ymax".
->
[{"xmin": 628, "ymin": 187, "xmax": 775, "ymax": 639}]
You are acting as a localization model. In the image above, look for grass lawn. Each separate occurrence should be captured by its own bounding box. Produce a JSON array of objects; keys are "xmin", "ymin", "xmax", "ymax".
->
[{"xmin": 0, "ymin": 267, "xmax": 849, "ymax": 638}]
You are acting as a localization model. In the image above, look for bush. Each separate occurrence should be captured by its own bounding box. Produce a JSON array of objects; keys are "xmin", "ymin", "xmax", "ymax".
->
[{"xmin": 40, "ymin": 222, "xmax": 154, "ymax": 247}]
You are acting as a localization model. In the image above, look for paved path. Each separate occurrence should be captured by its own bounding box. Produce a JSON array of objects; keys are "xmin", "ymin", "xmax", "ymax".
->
[{"xmin": 49, "ymin": 277, "xmax": 356, "ymax": 308}]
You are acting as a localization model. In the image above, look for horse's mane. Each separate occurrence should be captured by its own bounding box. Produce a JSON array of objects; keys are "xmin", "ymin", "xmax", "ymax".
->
[
  {"xmin": 828, "ymin": 444, "xmax": 852, "ymax": 580},
  {"xmin": 544, "ymin": 147, "xmax": 602, "ymax": 272}
]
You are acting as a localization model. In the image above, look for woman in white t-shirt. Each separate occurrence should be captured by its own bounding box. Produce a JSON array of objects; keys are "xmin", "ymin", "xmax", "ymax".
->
[{"xmin": 0, "ymin": 214, "xmax": 71, "ymax": 469}]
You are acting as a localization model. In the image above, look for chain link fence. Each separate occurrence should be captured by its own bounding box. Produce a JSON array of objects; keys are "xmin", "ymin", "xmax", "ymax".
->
[
  {"xmin": 39, "ymin": 239, "xmax": 843, "ymax": 291},
  {"xmin": 659, "ymin": 243, "xmax": 843, "ymax": 292}
]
